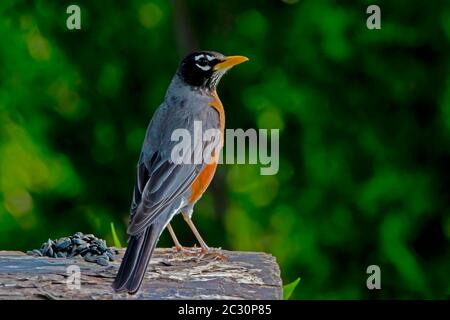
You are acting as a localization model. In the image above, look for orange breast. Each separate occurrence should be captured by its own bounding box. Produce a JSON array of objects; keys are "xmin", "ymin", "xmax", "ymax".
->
[{"xmin": 189, "ymin": 91, "xmax": 225, "ymax": 203}]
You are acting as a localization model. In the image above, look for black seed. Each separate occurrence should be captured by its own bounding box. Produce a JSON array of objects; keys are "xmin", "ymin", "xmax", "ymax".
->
[
  {"xmin": 79, "ymin": 248, "xmax": 90, "ymax": 256},
  {"xmin": 56, "ymin": 238, "xmax": 71, "ymax": 251},
  {"xmin": 42, "ymin": 240, "xmax": 52, "ymax": 256},
  {"xmin": 97, "ymin": 242, "xmax": 107, "ymax": 252},
  {"xmin": 96, "ymin": 257, "xmax": 109, "ymax": 266},
  {"xmin": 27, "ymin": 250, "xmax": 42, "ymax": 256},
  {"xmin": 73, "ymin": 232, "xmax": 83, "ymax": 238},
  {"xmin": 75, "ymin": 247, "xmax": 88, "ymax": 256},
  {"xmin": 105, "ymin": 251, "xmax": 114, "ymax": 261},
  {"xmin": 84, "ymin": 253, "xmax": 97, "ymax": 263},
  {"xmin": 77, "ymin": 243, "xmax": 88, "ymax": 250},
  {"xmin": 72, "ymin": 238, "xmax": 85, "ymax": 245}
]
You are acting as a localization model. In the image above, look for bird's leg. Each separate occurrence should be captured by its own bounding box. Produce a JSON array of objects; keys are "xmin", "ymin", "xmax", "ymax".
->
[
  {"xmin": 182, "ymin": 213, "xmax": 210, "ymax": 253},
  {"xmin": 166, "ymin": 223, "xmax": 183, "ymax": 252}
]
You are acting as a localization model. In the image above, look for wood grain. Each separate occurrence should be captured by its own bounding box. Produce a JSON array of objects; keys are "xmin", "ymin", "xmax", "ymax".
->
[{"xmin": 0, "ymin": 248, "xmax": 282, "ymax": 300}]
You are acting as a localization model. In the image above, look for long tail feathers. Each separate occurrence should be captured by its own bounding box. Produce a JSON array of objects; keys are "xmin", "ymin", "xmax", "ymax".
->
[{"xmin": 112, "ymin": 225, "xmax": 160, "ymax": 294}]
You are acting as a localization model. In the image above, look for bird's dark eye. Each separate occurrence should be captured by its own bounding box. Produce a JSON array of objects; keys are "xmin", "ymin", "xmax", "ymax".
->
[
  {"xmin": 194, "ymin": 56, "xmax": 212, "ymax": 71},
  {"xmin": 197, "ymin": 58, "xmax": 208, "ymax": 66}
]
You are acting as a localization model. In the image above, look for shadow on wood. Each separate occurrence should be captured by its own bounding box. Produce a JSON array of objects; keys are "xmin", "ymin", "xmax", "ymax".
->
[{"xmin": 0, "ymin": 248, "xmax": 282, "ymax": 300}]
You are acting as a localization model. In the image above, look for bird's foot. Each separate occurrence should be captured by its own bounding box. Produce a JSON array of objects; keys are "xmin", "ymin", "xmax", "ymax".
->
[
  {"xmin": 170, "ymin": 245, "xmax": 226, "ymax": 260},
  {"xmin": 194, "ymin": 245, "xmax": 227, "ymax": 261},
  {"xmin": 171, "ymin": 246, "xmax": 201, "ymax": 257}
]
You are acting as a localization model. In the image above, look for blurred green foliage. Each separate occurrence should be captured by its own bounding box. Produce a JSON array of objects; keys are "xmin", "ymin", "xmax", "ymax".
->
[
  {"xmin": 0, "ymin": 0, "xmax": 449, "ymax": 299},
  {"xmin": 110, "ymin": 222, "xmax": 122, "ymax": 248}
]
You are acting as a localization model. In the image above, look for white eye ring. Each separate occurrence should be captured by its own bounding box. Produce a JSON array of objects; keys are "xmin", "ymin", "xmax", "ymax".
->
[
  {"xmin": 194, "ymin": 54, "xmax": 205, "ymax": 61},
  {"xmin": 194, "ymin": 54, "xmax": 215, "ymax": 61},
  {"xmin": 195, "ymin": 63, "xmax": 211, "ymax": 71}
]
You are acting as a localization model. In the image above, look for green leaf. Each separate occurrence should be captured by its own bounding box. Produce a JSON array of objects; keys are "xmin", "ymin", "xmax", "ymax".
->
[
  {"xmin": 283, "ymin": 277, "xmax": 301, "ymax": 300},
  {"xmin": 110, "ymin": 222, "xmax": 123, "ymax": 248}
]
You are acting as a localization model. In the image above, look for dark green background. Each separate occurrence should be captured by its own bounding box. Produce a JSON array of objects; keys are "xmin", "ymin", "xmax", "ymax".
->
[{"xmin": 0, "ymin": 0, "xmax": 448, "ymax": 299}]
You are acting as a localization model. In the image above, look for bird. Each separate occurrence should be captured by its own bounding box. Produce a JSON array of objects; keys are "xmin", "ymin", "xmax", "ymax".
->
[{"xmin": 112, "ymin": 51, "xmax": 249, "ymax": 294}]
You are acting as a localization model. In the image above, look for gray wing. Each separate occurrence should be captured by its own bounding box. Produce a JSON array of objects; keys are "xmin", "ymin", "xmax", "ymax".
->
[{"xmin": 127, "ymin": 102, "xmax": 220, "ymax": 236}]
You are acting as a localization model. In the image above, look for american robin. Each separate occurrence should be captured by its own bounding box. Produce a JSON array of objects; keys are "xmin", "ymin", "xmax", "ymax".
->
[{"xmin": 112, "ymin": 51, "xmax": 248, "ymax": 293}]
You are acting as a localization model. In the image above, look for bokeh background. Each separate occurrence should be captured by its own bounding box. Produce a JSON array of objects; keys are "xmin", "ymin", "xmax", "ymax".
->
[{"xmin": 0, "ymin": 0, "xmax": 449, "ymax": 299}]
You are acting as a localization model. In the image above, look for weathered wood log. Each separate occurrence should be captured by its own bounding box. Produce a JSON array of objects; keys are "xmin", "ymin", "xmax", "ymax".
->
[{"xmin": 0, "ymin": 248, "xmax": 282, "ymax": 300}]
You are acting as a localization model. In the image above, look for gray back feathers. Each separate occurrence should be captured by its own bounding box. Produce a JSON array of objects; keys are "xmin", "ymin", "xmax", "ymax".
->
[{"xmin": 128, "ymin": 74, "xmax": 221, "ymax": 235}]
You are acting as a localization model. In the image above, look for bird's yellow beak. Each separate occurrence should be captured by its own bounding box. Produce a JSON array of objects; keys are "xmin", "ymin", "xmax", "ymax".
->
[{"xmin": 214, "ymin": 55, "xmax": 249, "ymax": 71}]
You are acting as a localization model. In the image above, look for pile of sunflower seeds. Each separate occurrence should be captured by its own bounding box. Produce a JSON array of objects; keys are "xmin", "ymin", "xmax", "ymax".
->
[{"xmin": 27, "ymin": 232, "xmax": 119, "ymax": 266}]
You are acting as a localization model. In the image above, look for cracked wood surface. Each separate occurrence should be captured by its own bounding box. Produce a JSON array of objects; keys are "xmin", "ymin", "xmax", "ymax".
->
[{"xmin": 0, "ymin": 249, "xmax": 282, "ymax": 300}]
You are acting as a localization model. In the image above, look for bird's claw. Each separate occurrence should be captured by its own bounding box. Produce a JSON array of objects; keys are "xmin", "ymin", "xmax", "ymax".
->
[{"xmin": 171, "ymin": 246, "xmax": 226, "ymax": 260}]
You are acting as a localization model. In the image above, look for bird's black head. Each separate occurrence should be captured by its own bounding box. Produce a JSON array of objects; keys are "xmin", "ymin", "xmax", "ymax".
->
[{"xmin": 178, "ymin": 51, "xmax": 248, "ymax": 90}]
